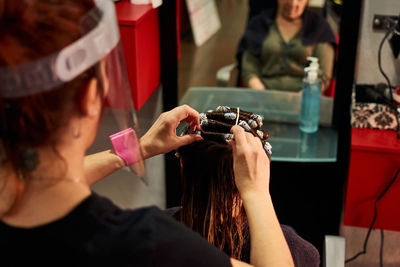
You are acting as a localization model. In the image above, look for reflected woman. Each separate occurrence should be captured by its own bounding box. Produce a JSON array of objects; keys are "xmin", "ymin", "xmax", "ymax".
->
[{"xmin": 239, "ymin": 0, "xmax": 337, "ymax": 95}]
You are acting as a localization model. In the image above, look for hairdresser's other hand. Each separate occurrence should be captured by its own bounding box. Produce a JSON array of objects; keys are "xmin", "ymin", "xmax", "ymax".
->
[
  {"xmin": 230, "ymin": 125, "xmax": 270, "ymax": 197},
  {"xmin": 140, "ymin": 105, "xmax": 203, "ymax": 159}
]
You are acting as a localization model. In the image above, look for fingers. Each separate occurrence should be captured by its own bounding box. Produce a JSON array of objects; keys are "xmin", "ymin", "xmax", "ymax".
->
[
  {"xmin": 171, "ymin": 105, "xmax": 200, "ymax": 129},
  {"xmin": 230, "ymin": 125, "xmax": 247, "ymax": 150},
  {"xmin": 230, "ymin": 125, "xmax": 264, "ymax": 156}
]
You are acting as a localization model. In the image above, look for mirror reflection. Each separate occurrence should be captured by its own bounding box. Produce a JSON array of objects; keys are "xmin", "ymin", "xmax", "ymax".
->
[{"xmin": 178, "ymin": 0, "xmax": 342, "ymax": 99}]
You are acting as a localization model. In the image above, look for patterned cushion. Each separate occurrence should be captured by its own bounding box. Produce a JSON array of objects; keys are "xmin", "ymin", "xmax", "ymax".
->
[{"xmin": 351, "ymin": 102, "xmax": 397, "ymax": 130}]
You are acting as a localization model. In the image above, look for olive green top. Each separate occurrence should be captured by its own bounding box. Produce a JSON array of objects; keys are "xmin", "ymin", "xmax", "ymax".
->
[{"xmin": 241, "ymin": 23, "xmax": 333, "ymax": 92}]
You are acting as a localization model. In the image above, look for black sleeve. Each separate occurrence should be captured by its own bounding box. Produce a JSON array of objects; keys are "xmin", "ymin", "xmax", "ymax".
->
[
  {"xmin": 162, "ymin": 206, "xmax": 181, "ymax": 217},
  {"xmin": 150, "ymin": 208, "xmax": 233, "ymax": 267},
  {"xmin": 281, "ymin": 225, "xmax": 320, "ymax": 267}
]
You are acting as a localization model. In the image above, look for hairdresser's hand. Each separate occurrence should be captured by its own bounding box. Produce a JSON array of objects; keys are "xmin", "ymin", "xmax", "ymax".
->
[
  {"xmin": 230, "ymin": 126, "xmax": 294, "ymax": 267},
  {"xmin": 140, "ymin": 105, "xmax": 203, "ymax": 159},
  {"xmin": 230, "ymin": 125, "xmax": 270, "ymax": 198}
]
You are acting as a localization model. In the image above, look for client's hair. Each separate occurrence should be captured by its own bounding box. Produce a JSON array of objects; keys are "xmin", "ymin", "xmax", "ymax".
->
[
  {"xmin": 176, "ymin": 106, "xmax": 269, "ymax": 259},
  {"xmin": 178, "ymin": 140, "xmax": 248, "ymax": 259}
]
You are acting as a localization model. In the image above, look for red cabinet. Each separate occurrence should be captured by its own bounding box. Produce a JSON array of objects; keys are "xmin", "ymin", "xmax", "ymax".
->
[
  {"xmin": 116, "ymin": 0, "xmax": 160, "ymax": 110},
  {"xmin": 344, "ymin": 128, "xmax": 400, "ymax": 231}
]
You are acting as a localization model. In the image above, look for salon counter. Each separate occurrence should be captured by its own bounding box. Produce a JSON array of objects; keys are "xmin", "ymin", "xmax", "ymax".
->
[{"xmin": 179, "ymin": 87, "xmax": 338, "ymax": 163}]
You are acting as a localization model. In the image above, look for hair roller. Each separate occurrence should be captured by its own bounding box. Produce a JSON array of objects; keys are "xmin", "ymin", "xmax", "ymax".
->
[
  {"xmin": 238, "ymin": 120, "xmax": 251, "ymax": 131},
  {"xmin": 201, "ymin": 131, "xmax": 230, "ymax": 143},
  {"xmin": 206, "ymin": 111, "xmax": 237, "ymax": 124},
  {"xmin": 257, "ymin": 130, "xmax": 270, "ymax": 140},
  {"xmin": 201, "ymin": 119, "xmax": 233, "ymax": 133},
  {"xmin": 247, "ymin": 119, "xmax": 258, "ymax": 129},
  {"xmin": 216, "ymin": 106, "xmax": 230, "ymax": 113},
  {"xmin": 225, "ymin": 107, "xmax": 263, "ymax": 128},
  {"xmin": 196, "ymin": 106, "xmax": 271, "ymax": 157}
]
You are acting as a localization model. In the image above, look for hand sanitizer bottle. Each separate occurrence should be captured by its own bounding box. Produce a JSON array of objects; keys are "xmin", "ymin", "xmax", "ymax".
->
[{"xmin": 299, "ymin": 57, "xmax": 321, "ymax": 133}]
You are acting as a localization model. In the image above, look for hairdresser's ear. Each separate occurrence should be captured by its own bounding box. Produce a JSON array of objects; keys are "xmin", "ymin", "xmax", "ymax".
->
[
  {"xmin": 81, "ymin": 78, "xmax": 100, "ymax": 118},
  {"xmin": 99, "ymin": 60, "xmax": 110, "ymax": 97}
]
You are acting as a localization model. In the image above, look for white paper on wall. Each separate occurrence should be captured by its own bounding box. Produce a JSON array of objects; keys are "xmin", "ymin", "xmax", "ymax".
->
[
  {"xmin": 130, "ymin": 0, "xmax": 162, "ymax": 8},
  {"xmin": 309, "ymin": 0, "xmax": 325, "ymax": 8},
  {"xmin": 185, "ymin": 0, "xmax": 221, "ymax": 46}
]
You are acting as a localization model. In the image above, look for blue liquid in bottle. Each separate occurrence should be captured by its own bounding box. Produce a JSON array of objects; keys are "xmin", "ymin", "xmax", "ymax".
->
[{"xmin": 299, "ymin": 79, "xmax": 321, "ymax": 133}]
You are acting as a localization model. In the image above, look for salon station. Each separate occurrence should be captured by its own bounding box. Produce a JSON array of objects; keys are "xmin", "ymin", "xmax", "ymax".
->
[
  {"xmin": 88, "ymin": 0, "xmax": 400, "ymax": 265},
  {"xmin": 3, "ymin": 0, "xmax": 398, "ymax": 266}
]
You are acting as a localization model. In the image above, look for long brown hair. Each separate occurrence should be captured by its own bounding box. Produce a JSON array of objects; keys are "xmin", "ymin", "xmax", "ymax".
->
[
  {"xmin": 0, "ymin": 0, "xmax": 103, "ymax": 174},
  {"xmin": 178, "ymin": 140, "xmax": 249, "ymax": 259}
]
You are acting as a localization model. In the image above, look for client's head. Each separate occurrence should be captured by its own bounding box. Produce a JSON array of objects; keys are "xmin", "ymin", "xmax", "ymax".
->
[
  {"xmin": 178, "ymin": 140, "xmax": 248, "ymax": 259},
  {"xmin": 176, "ymin": 106, "xmax": 270, "ymax": 259}
]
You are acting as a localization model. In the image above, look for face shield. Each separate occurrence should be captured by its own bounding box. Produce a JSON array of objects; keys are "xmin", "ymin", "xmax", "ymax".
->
[{"xmin": 0, "ymin": 0, "xmax": 146, "ymax": 182}]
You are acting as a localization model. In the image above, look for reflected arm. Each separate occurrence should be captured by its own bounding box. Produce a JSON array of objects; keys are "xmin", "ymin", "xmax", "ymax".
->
[
  {"xmin": 241, "ymin": 50, "xmax": 265, "ymax": 90},
  {"xmin": 314, "ymin": 42, "xmax": 335, "ymax": 94}
]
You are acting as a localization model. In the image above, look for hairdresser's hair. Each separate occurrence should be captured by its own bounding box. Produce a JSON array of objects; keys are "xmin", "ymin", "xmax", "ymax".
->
[
  {"xmin": 0, "ymin": 0, "xmax": 103, "ymax": 174},
  {"xmin": 178, "ymin": 140, "xmax": 249, "ymax": 259}
]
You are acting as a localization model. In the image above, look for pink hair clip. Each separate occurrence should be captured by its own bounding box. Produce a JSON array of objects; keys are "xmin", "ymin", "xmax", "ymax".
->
[{"xmin": 109, "ymin": 128, "xmax": 140, "ymax": 166}]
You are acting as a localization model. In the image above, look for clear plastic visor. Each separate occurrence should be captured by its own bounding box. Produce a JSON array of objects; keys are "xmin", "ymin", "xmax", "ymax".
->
[{"xmin": 99, "ymin": 42, "xmax": 147, "ymax": 182}]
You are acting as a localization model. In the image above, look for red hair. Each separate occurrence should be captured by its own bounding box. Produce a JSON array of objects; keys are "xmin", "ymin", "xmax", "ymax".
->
[{"xmin": 178, "ymin": 140, "xmax": 249, "ymax": 259}]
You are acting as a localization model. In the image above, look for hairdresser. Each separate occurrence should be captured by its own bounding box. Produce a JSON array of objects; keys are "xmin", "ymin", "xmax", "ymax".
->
[{"xmin": 0, "ymin": 1, "xmax": 293, "ymax": 266}]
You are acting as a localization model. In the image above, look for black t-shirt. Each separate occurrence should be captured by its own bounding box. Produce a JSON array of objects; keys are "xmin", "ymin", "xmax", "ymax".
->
[
  {"xmin": 0, "ymin": 193, "xmax": 232, "ymax": 267},
  {"xmin": 165, "ymin": 207, "xmax": 320, "ymax": 267}
]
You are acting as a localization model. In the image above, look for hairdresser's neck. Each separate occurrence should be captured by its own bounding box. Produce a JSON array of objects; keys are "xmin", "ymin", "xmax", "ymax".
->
[{"xmin": 1, "ymin": 142, "xmax": 91, "ymax": 228}]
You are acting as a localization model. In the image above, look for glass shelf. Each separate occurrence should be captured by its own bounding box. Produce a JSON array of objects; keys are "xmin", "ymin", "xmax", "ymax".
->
[{"xmin": 179, "ymin": 87, "xmax": 338, "ymax": 162}]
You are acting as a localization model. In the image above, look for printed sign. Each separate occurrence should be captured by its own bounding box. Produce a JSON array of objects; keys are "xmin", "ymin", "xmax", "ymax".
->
[{"xmin": 185, "ymin": 0, "xmax": 221, "ymax": 46}]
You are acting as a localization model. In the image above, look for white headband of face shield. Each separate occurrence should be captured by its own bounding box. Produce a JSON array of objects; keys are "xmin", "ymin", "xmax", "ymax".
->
[{"xmin": 0, "ymin": 0, "xmax": 119, "ymax": 98}]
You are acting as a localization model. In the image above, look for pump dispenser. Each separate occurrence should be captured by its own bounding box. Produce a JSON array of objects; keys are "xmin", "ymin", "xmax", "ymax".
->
[{"xmin": 299, "ymin": 57, "xmax": 321, "ymax": 133}]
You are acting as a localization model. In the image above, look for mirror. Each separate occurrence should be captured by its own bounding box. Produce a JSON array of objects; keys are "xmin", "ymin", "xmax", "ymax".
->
[
  {"xmin": 163, "ymin": 0, "xmax": 362, "ymax": 255},
  {"xmin": 177, "ymin": 0, "xmax": 342, "ymax": 100},
  {"xmin": 175, "ymin": 0, "xmax": 344, "ymax": 165}
]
